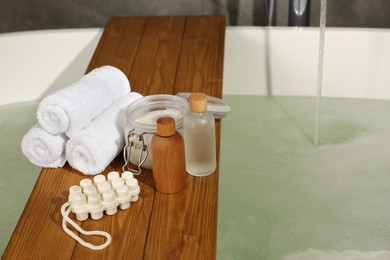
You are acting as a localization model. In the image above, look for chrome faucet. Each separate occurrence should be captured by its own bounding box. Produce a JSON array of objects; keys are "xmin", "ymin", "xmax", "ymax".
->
[
  {"xmin": 264, "ymin": 0, "xmax": 310, "ymax": 26},
  {"xmin": 264, "ymin": 0, "xmax": 277, "ymax": 26},
  {"xmin": 288, "ymin": 0, "xmax": 311, "ymax": 26}
]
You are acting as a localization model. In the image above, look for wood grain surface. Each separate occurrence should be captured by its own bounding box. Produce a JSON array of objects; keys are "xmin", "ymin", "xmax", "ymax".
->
[
  {"xmin": 152, "ymin": 132, "xmax": 187, "ymax": 194},
  {"xmin": 3, "ymin": 16, "xmax": 225, "ymax": 260}
]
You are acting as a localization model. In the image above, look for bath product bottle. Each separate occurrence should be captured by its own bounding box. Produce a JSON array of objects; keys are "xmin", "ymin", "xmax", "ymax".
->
[
  {"xmin": 152, "ymin": 116, "xmax": 186, "ymax": 193},
  {"xmin": 183, "ymin": 93, "xmax": 216, "ymax": 176}
]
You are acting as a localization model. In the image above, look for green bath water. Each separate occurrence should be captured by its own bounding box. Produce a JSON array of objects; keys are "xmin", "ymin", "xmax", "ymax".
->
[
  {"xmin": 217, "ymin": 96, "xmax": 390, "ymax": 259},
  {"xmin": 0, "ymin": 101, "xmax": 41, "ymax": 254},
  {"xmin": 2, "ymin": 96, "xmax": 390, "ymax": 258}
]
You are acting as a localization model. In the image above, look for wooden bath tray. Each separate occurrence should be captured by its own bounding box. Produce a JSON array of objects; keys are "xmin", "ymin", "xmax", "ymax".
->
[{"xmin": 3, "ymin": 16, "xmax": 225, "ymax": 259}]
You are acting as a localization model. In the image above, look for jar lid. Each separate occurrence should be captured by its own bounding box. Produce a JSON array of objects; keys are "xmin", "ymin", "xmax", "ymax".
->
[
  {"xmin": 125, "ymin": 94, "xmax": 189, "ymax": 134},
  {"xmin": 156, "ymin": 117, "xmax": 176, "ymax": 137}
]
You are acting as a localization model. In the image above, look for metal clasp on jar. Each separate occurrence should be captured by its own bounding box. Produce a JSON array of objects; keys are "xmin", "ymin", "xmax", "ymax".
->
[{"xmin": 122, "ymin": 129, "xmax": 150, "ymax": 175}]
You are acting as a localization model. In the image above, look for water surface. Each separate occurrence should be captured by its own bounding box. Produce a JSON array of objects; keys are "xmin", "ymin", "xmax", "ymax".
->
[
  {"xmin": 218, "ymin": 95, "xmax": 390, "ymax": 259},
  {"xmin": 0, "ymin": 101, "xmax": 41, "ymax": 254}
]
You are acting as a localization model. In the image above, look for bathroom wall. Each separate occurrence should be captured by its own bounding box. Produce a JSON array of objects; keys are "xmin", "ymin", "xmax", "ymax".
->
[{"xmin": 0, "ymin": 0, "xmax": 390, "ymax": 33}]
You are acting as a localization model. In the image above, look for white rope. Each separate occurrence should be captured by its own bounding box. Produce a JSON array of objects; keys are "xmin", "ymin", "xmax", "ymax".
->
[{"xmin": 61, "ymin": 202, "xmax": 112, "ymax": 250}]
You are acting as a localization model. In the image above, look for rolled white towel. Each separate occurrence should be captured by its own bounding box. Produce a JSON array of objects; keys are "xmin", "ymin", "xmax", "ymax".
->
[
  {"xmin": 66, "ymin": 92, "xmax": 143, "ymax": 175},
  {"xmin": 37, "ymin": 65, "xmax": 130, "ymax": 137},
  {"xmin": 21, "ymin": 123, "xmax": 68, "ymax": 168}
]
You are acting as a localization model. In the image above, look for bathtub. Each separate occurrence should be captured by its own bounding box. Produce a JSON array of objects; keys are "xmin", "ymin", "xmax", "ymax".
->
[{"xmin": 1, "ymin": 27, "xmax": 390, "ymax": 258}]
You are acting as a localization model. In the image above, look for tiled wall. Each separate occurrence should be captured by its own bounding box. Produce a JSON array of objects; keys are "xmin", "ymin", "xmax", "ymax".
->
[{"xmin": 1, "ymin": 0, "xmax": 390, "ymax": 33}]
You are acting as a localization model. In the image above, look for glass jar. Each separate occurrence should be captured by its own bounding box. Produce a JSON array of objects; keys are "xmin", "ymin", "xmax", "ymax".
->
[{"xmin": 123, "ymin": 94, "xmax": 189, "ymax": 173}]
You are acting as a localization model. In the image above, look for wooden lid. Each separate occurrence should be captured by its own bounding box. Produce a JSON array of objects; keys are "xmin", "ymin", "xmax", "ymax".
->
[
  {"xmin": 189, "ymin": 93, "xmax": 207, "ymax": 112},
  {"xmin": 156, "ymin": 117, "xmax": 176, "ymax": 137}
]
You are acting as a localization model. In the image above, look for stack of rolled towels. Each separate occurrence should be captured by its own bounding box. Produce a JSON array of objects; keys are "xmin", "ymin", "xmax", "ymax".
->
[{"xmin": 21, "ymin": 65, "xmax": 142, "ymax": 175}]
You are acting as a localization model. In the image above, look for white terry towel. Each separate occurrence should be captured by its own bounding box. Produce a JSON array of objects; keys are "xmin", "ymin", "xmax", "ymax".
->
[
  {"xmin": 37, "ymin": 66, "xmax": 130, "ymax": 137},
  {"xmin": 21, "ymin": 123, "xmax": 68, "ymax": 168},
  {"xmin": 66, "ymin": 92, "xmax": 143, "ymax": 175}
]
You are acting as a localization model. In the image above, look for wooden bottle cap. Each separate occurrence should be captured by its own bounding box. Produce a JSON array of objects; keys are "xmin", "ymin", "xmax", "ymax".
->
[
  {"xmin": 189, "ymin": 93, "xmax": 207, "ymax": 113},
  {"xmin": 156, "ymin": 117, "xmax": 176, "ymax": 137}
]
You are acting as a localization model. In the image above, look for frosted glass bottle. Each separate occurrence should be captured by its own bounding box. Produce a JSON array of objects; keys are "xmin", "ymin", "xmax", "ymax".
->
[{"xmin": 183, "ymin": 93, "xmax": 216, "ymax": 176}]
